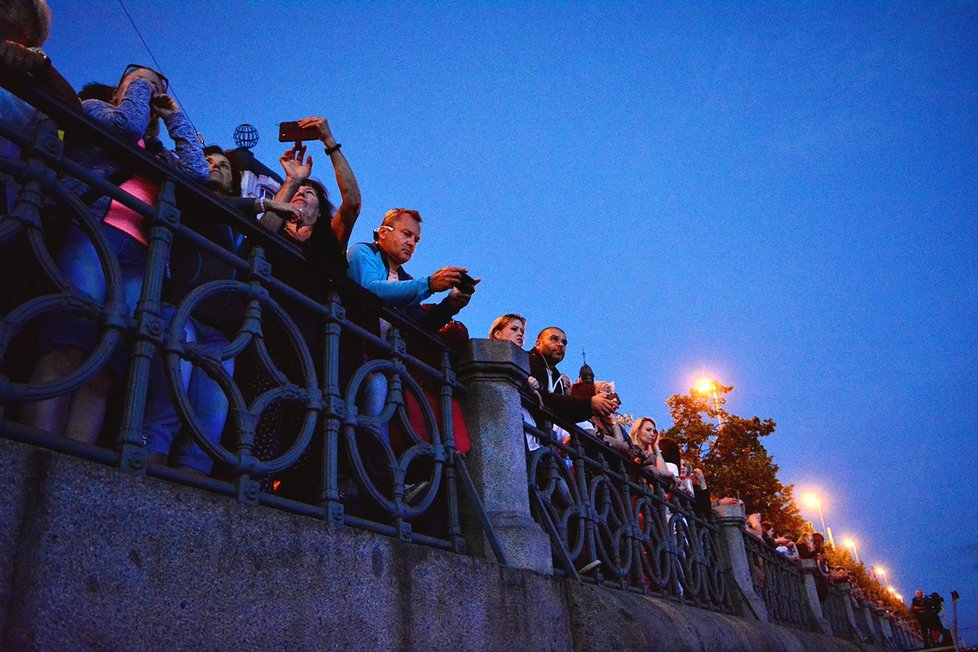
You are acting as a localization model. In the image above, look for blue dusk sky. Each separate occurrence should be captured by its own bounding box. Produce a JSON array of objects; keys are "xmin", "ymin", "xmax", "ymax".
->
[{"xmin": 41, "ymin": 0, "xmax": 977, "ymax": 637}]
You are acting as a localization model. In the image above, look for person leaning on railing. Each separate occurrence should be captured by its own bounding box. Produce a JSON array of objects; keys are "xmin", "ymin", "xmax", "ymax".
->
[
  {"xmin": 23, "ymin": 63, "xmax": 208, "ymax": 445},
  {"xmin": 139, "ymin": 144, "xmax": 305, "ymax": 476},
  {"xmin": 528, "ymin": 326, "xmax": 617, "ymax": 426},
  {"xmin": 240, "ymin": 117, "xmax": 362, "ymax": 497},
  {"xmin": 570, "ymin": 380, "xmax": 632, "ymax": 453},
  {"xmin": 346, "ymin": 208, "xmax": 477, "ymax": 442},
  {"xmin": 0, "ymin": 0, "xmax": 79, "ymax": 213},
  {"xmin": 629, "ymin": 416, "xmax": 675, "ymax": 483},
  {"xmin": 488, "ymin": 313, "xmax": 545, "ymax": 449}
]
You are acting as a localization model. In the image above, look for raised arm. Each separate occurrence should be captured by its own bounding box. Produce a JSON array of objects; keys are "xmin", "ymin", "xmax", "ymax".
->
[
  {"xmin": 642, "ymin": 439, "xmax": 672, "ymax": 479},
  {"xmin": 83, "ymin": 78, "xmax": 153, "ymax": 141},
  {"xmin": 274, "ymin": 144, "xmax": 310, "ymax": 204},
  {"xmin": 154, "ymin": 95, "xmax": 207, "ymax": 181},
  {"xmin": 297, "ymin": 116, "xmax": 361, "ymax": 247}
]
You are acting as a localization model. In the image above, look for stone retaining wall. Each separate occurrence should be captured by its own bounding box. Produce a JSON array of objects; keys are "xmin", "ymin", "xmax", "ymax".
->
[{"xmin": 1, "ymin": 439, "xmax": 881, "ymax": 651}]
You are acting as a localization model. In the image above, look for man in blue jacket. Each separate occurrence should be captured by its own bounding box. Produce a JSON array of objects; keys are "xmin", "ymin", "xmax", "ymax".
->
[
  {"xmin": 347, "ymin": 208, "xmax": 474, "ymax": 334},
  {"xmin": 347, "ymin": 208, "xmax": 476, "ymax": 446}
]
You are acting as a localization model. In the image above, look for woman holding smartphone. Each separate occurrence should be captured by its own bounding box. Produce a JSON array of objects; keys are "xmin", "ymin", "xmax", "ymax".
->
[{"xmin": 264, "ymin": 116, "xmax": 361, "ymax": 260}]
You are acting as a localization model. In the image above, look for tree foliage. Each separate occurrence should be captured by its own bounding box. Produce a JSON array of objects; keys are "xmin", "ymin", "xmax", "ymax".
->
[
  {"xmin": 824, "ymin": 545, "xmax": 911, "ymax": 619},
  {"xmin": 663, "ymin": 383, "xmax": 805, "ymax": 536}
]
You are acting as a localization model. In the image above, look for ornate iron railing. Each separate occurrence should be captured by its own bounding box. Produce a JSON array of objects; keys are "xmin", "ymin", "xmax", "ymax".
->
[
  {"xmin": 823, "ymin": 581, "xmax": 856, "ymax": 640},
  {"xmin": 0, "ymin": 73, "xmax": 931, "ymax": 649},
  {"xmin": 850, "ymin": 594, "xmax": 876, "ymax": 643},
  {"xmin": 0, "ymin": 72, "xmax": 500, "ymax": 556},
  {"xmin": 741, "ymin": 533, "xmax": 817, "ymax": 630},
  {"xmin": 892, "ymin": 616, "xmax": 922, "ymax": 650},
  {"xmin": 523, "ymin": 403, "xmax": 731, "ymax": 612}
]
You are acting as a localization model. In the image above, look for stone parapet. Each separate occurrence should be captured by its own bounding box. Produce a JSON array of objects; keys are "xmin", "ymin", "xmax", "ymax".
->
[
  {"xmin": 455, "ymin": 339, "xmax": 552, "ymax": 574},
  {"xmin": 799, "ymin": 558, "xmax": 833, "ymax": 635},
  {"xmin": 713, "ymin": 502, "xmax": 769, "ymax": 622},
  {"xmin": 0, "ymin": 438, "xmax": 886, "ymax": 651}
]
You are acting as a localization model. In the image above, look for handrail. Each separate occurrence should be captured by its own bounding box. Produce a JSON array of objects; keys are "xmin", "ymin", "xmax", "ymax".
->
[
  {"xmin": 522, "ymin": 393, "xmax": 731, "ymax": 611},
  {"xmin": 0, "ymin": 71, "xmax": 458, "ymax": 363},
  {"xmin": 0, "ymin": 71, "xmax": 476, "ymax": 555}
]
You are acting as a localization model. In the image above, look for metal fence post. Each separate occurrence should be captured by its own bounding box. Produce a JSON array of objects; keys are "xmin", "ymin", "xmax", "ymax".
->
[{"xmin": 116, "ymin": 179, "xmax": 179, "ymax": 473}]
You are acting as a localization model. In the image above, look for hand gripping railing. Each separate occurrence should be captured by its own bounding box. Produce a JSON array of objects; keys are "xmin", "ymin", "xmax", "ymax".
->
[
  {"xmin": 0, "ymin": 72, "xmax": 499, "ymax": 557},
  {"xmin": 521, "ymin": 398, "xmax": 731, "ymax": 612}
]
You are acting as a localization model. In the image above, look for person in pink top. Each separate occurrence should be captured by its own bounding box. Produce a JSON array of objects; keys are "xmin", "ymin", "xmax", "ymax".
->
[{"xmin": 25, "ymin": 64, "xmax": 207, "ymax": 445}]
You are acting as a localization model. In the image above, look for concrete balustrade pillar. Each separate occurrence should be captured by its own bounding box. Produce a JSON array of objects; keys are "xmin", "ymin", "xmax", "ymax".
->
[
  {"xmin": 456, "ymin": 339, "xmax": 552, "ymax": 574},
  {"xmin": 713, "ymin": 503, "xmax": 769, "ymax": 621},
  {"xmin": 799, "ymin": 558, "xmax": 832, "ymax": 635},
  {"xmin": 834, "ymin": 580, "xmax": 862, "ymax": 639},
  {"xmin": 864, "ymin": 602, "xmax": 882, "ymax": 645},
  {"xmin": 876, "ymin": 606, "xmax": 894, "ymax": 643}
]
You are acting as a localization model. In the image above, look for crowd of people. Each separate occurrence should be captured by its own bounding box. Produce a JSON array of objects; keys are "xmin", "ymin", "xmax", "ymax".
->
[
  {"xmin": 488, "ymin": 318, "xmax": 713, "ymax": 510},
  {"xmin": 0, "ymin": 0, "xmax": 875, "ymax": 528},
  {"xmin": 0, "ymin": 2, "xmax": 739, "ymax": 533},
  {"xmin": 0, "ymin": 0, "xmax": 481, "ymax": 493},
  {"xmin": 0, "ymin": 7, "xmax": 943, "ymax": 641}
]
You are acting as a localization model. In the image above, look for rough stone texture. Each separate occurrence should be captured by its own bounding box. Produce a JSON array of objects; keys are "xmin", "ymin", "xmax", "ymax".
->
[
  {"xmin": 714, "ymin": 503, "xmax": 769, "ymax": 621},
  {"xmin": 0, "ymin": 439, "xmax": 45, "ymax": 635},
  {"xmin": 457, "ymin": 339, "xmax": 552, "ymax": 574},
  {"xmin": 835, "ymin": 580, "xmax": 862, "ymax": 637},
  {"xmin": 863, "ymin": 604, "xmax": 882, "ymax": 645},
  {"xmin": 0, "ymin": 438, "xmax": 896, "ymax": 651},
  {"xmin": 562, "ymin": 583, "xmax": 870, "ymax": 652},
  {"xmin": 1, "ymin": 440, "xmax": 570, "ymax": 651},
  {"xmin": 878, "ymin": 607, "xmax": 894, "ymax": 639},
  {"xmin": 800, "ymin": 558, "xmax": 832, "ymax": 635}
]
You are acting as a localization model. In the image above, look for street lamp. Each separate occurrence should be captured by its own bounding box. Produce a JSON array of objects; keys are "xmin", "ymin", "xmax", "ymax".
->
[
  {"xmin": 802, "ymin": 493, "xmax": 835, "ymax": 547},
  {"xmin": 694, "ymin": 378, "xmax": 724, "ymax": 430},
  {"xmin": 844, "ymin": 537, "xmax": 860, "ymax": 564},
  {"xmin": 874, "ymin": 565, "xmax": 888, "ymax": 588}
]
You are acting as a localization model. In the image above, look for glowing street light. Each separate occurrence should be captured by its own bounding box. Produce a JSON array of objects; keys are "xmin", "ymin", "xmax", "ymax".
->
[
  {"xmin": 802, "ymin": 493, "xmax": 835, "ymax": 547},
  {"xmin": 695, "ymin": 378, "xmax": 715, "ymax": 394},
  {"xmin": 874, "ymin": 565, "xmax": 889, "ymax": 587},
  {"xmin": 844, "ymin": 537, "xmax": 860, "ymax": 564},
  {"xmin": 693, "ymin": 377, "xmax": 724, "ymax": 430}
]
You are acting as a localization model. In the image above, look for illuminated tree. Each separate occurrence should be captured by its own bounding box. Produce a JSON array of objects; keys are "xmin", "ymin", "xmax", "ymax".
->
[
  {"xmin": 663, "ymin": 384, "xmax": 804, "ymax": 535},
  {"xmin": 825, "ymin": 546, "xmax": 911, "ymax": 619}
]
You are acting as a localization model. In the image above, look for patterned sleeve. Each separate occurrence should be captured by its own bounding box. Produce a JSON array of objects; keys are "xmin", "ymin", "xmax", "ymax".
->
[
  {"xmin": 82, "ymin": 79, "xmax": 152, "ymax": 141},
  {"xmin": 159, "ymin": 110, "xmax": 207, "ymax": 182}
]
